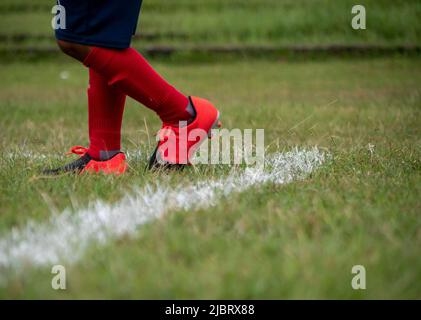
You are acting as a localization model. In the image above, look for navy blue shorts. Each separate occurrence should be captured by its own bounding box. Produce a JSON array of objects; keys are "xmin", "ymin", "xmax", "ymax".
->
[{"xmin": 55, "ymin": 0, "xmax": 143, "ymax": 49}]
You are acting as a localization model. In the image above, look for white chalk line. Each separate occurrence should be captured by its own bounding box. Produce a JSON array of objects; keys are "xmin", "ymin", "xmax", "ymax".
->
[{"xmin": 0, "ymin": 147, "xmax": 326, "ymax": 282}]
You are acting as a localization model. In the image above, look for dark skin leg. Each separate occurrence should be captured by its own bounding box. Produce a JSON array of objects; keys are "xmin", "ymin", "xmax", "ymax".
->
[{"xmin": 57, "ymin": 40, "xmax": 91, "ymax": 62}]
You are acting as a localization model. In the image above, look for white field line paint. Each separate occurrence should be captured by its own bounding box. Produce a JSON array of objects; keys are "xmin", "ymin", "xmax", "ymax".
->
[
  {"xmin": 0, "ymin": 148, "xmax": 326, "ymax": 276},
  {"xmin": 5, "ymin": 151, "xmax": 51, "ymax": 160}
]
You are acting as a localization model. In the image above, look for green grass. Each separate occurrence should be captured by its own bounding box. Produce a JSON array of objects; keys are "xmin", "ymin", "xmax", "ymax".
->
[
  {"xmin": 0, "ymin": 56, "xmax": 420, "ymax": 298},
  {"xmin": 0, "ymin": 0, "xmax": 420, "ymax": 49}
]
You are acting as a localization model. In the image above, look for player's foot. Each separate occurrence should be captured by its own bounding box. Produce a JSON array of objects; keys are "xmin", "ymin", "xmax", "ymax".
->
[
  {"xmin": 148, "ymin": 96, "xmax": 221, "ymax": 170},
  {"xmin": 42, "ymin": 146, "xmax": 127, "ymax": 175}
]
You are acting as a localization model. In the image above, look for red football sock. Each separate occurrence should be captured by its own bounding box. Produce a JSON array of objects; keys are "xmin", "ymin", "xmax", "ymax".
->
[
  {"xmin": 87, "ymin": 68, "xmax": 126, "ymax": 160},
  {"xmin": 83, "ymin": 47, "xmax": 191, "ymax": 125}
]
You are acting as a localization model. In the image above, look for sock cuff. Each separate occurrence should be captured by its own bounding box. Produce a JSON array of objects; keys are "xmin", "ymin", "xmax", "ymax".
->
[
  {"xmin": 83, "ymin": 46, "xmax": 116, "ymax": 70},
  {"xmin": 83, "ymin": 47, "xmax": 97, "ymax": 67},
  {"xmin": 85, "ymin": 46, "xmax": 191, "ymax": 125},
  {"xmin": 156, "ymin": 89, "xmax": 190, "ymax": 124}
]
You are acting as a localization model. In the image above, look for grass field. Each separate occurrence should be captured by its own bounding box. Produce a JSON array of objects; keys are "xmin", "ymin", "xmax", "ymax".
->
[
  {"xmin": 0, "ymin": 0, "xmax": 420, "ymax": 300},
  {"xmin": 1, "ymin": 0, "xmax": 420, "ymax": 49},
  {"xmin": 0, "ymin": 56, "xmax": 420, "ymax": 298}
]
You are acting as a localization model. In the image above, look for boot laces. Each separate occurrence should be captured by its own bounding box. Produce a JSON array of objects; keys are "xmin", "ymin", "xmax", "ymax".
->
[{"xmin": 66, "ymin": 146, "xmax": 88, "ymax": 156}]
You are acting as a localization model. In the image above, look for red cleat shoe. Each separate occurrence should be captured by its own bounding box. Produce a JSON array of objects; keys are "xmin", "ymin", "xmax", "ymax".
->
[
  {"xmin": 148, "ymin": 96, "xmax": 221, "ymax": 170},
  {"xmin": 42, "ymin": 146, "xmax": 127, "ymax": 175}
]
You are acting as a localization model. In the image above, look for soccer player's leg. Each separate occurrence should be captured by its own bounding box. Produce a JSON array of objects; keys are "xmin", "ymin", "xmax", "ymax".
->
[
  {"xmin": 52, "ymin": 0, "xmax": 220, "ymax": 172},
  {"xmin": 42, "ymin": 67, "xmax": 128, "ymax": 176},
  {"xmin": 57, "ymin": 42, "xmax": 222, "ymax": 170},
  {"xmin": 87, "ymin": 68, "xmax": 126, "ymax": 162},
  {"xmin": 83, "ymin": 47, "xmax": 221, "ymax": 169}
]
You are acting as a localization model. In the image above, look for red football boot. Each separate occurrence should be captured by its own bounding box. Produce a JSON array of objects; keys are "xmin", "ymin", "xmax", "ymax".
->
[
  {"xmin": 42, "ymin": 146, "xmax": 127, "ymax": 175},
  {"xmin": 148, "ymin": 96, "xmax": 221, "ymax": 170}
]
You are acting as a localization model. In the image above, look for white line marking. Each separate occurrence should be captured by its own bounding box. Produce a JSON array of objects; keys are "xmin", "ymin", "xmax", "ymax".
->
[{"xmin": 0, "ymin": 148, "xmax": 326, "ymax": 280}]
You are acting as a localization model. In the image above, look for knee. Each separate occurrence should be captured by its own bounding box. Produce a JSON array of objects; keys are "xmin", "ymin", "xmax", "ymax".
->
[
  {"xmin": 57, "ymin": 40, "xmax": 89, "ymax": 61},
  {"xmin": 57, "ymin": 40, "xmax": 77, "ymax": 56}
]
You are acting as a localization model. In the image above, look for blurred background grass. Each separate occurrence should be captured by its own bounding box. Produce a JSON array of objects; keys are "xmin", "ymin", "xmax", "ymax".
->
[
  {"xmin": 0, "ymin": 0, "xmax": 420, "ymax": 58},
  {"xmin": 0, "ymin": 0, "xmax": 420, "ymax": 299}
]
